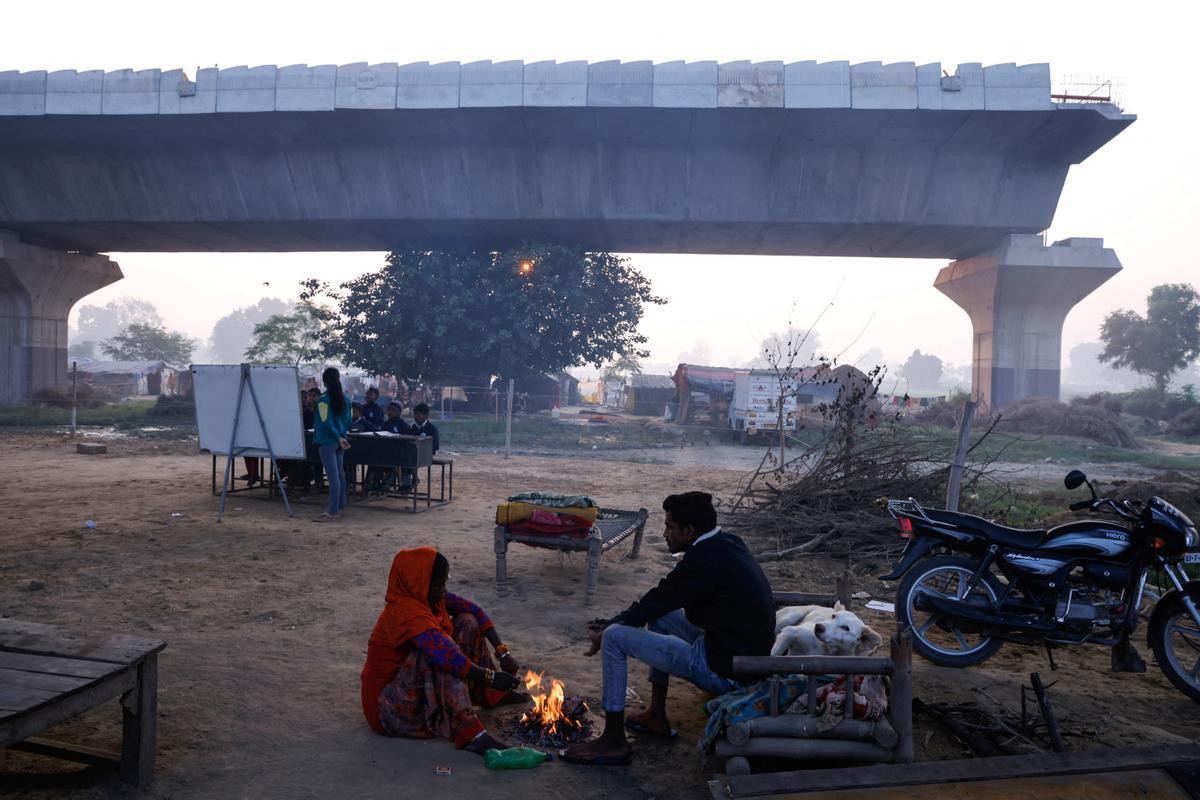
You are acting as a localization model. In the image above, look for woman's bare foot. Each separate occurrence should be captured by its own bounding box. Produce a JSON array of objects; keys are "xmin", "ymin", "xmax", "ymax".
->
[{"xmin": 462, "ymin": 731, "xmax": 508, "ymax": 755}]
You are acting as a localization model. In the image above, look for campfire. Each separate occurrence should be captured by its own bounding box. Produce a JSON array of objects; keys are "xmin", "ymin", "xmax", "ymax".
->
[{"xmin": 507, "ymin": 670, "xmax": 592, "ymax": 748}]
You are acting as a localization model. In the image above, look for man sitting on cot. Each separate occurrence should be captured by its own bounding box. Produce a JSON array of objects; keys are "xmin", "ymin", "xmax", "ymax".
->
[{"xmin": 560, "ymin": 491, "xmax": 775, "ymax": 766}]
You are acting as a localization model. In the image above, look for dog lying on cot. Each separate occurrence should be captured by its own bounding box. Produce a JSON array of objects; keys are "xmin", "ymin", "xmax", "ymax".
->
[{"xmin": 772, "ymin": 602, "xmax": 883, "ymax": 657}]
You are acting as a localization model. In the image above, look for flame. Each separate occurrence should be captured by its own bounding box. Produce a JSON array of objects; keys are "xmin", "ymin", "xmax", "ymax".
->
[{"xmin": 519, "ymin": 669, "xmax": 584, "ymax": 733}]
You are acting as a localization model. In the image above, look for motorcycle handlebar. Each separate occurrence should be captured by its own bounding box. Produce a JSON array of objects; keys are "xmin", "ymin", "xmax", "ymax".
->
[{"xmin": 1069, "ymin": 500, "xmax": 1094, "ymax": 511}]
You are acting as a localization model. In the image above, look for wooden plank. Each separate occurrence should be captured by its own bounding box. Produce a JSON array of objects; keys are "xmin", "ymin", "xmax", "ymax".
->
[
  {"xmin": 724, "ymin": 769, "xmax": 1191, "ymax": 800},
  {"xmin": 120, "ymin": 652, "xmax": 158, "ymax": 786},
  {"xmin": 10, "ymin": 736, "xmax": 120, "ymax": 768},
  {"xmin": 890, "ymin": 632, "xmax": 913, "ymax": 764},
  {"xmin": 0, "ymin": 651, "xmax": 120, "ymax": 680},
  {"xmin": 0, "ymin": 666, "xmax": 137, "ymax": 748},
  {"xmin": 0, "ymin": 684, "xmax": 67, "ymax": 712},
  {"xmin": 772, "ymin": 592, "xmax": 839, "ymax": 608},
  {"xmin": 0, "ymin": 667, "xmax": 92, "ymax": 695},
  {"xmin": 733, "ymin": 655, "xmax": 894, "ymax": 678},
  {"xmin": 722, "ymin": 745, "xmax": 1200, "ymax": 797},
  {"xmin": 0, "ymin": 620, "xmax": 165, "ymax": 664}
]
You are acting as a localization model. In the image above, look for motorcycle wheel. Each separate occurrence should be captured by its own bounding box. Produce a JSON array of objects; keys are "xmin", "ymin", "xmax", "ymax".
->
[
  {"xmin": 896, "ymin": 555, "xmax": 1004, "ymax": 668},
  {"xmin": 1149, "ymin": 591, "xmax": 1200, "ymax": 702}
]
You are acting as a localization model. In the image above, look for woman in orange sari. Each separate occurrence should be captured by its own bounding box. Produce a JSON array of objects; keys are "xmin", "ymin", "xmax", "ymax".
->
[{"xmin": 360, "ymin": 547, "xmax": 525, "ymax": 753}]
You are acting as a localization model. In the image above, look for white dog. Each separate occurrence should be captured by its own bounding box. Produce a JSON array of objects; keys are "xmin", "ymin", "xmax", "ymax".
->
[{"xmin": 772, "ymin": 602, "xmax": 883, "ymax": 657}]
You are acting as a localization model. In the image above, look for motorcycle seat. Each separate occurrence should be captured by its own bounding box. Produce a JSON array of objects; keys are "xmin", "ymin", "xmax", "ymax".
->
[{"xmin": 925, "ymin": 508, "xmax": 1045, "ymax": 549}]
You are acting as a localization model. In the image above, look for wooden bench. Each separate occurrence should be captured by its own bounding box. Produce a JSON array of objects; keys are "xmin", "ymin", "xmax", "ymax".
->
[
  {"xmin": 0, "ymin": 619, "xmax": 165, "ymax": 786},
  {"xmin": 707, "ymin": 591, "xmax": 912, "ymax": 780},
  {"xmin": 494, "ymin": 507, "xmax": 649, "ymax": 607}
]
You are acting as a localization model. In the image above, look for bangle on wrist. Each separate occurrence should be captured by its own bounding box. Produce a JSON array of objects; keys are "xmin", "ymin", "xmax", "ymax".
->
[{"xmin": 483, "ymin": 667, "xmax": 495, "ymax": 686}]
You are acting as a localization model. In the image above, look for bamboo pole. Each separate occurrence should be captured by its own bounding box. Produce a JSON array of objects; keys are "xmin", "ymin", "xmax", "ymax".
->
[
  {"xmin": 70, "ymin": 360, "xmax": 78, "ymax": 437},
  {"xmin": 504, "ymin": 378, "xmax": 515, "ymax": 459},
  {"xmin": 945, "ymin": 400, "xmax": 976, "ymax": 511}
]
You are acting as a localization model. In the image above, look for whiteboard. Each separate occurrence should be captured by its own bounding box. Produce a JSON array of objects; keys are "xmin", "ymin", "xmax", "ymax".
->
[{"xmin": 192, "ymin": 365, "xmax": 307, "ymax": 459}]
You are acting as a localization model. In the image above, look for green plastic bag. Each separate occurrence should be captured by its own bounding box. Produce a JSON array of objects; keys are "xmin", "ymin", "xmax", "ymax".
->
[{"xmin": 484, "ymin": 747, "xmax": 550, "ymax": 770}]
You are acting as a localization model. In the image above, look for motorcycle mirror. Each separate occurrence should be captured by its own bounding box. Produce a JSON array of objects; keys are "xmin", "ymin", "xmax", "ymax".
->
[{"xmin": 1064, "ymin": 470, "xmax": 1087, "ymax": 491}]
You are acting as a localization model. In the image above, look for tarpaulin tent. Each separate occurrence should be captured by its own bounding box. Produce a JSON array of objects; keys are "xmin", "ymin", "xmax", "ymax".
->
[
  {"xmin": 673, "ymin": 364, "xmax": 739, "ymax": 424},
  {"xmin": 625, "ymin": 374, "xmax": 676, "ymax": 416},
  {"xmin": 76, "ymin": 360, "xmax": 185, "ymax": 397}
]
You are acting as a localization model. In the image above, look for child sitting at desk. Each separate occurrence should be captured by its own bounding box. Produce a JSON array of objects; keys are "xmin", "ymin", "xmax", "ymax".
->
[
  {"xmin": 362, "ymin": 387, "xmax": 385, "ymax": 432},
  {"xmin": 403, "ymin": 402, "xmax": 440, "ymax": 492},
  {"xmin": 367, "ymin": 402, "xmax": 411, "ymax": 493},
  {"xmin": 350, "ymin": 401, "xmax": 367, "ymax": 432}
]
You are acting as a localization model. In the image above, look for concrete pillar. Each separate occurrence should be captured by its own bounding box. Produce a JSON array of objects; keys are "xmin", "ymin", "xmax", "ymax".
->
[
  {"xmin": 0, "ymin": 238, "xmax": 122, "ymax": 405},
  {"xmin": 934, "ymin": 234, "xmax": 1121, "ymax": 409}
]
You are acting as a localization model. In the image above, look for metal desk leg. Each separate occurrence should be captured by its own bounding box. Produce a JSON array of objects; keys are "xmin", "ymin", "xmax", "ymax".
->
[
  {"xmin": 425, "ymin": 463, "xmax": 432, "ymax": 509},
  {"xmin": 211, "ymin": 454, "xmax": 217, "ymax": 496},
  {"xmin": 448, "ymin": 460, "xmax": 453, "ymax": 501},
  {"xmin": 494, "ymin": 526, "xmax": 509, "ymax": 595},
  {"xmin": 585, "ymin": 535, "xmax": 603, "ymax": 607}
]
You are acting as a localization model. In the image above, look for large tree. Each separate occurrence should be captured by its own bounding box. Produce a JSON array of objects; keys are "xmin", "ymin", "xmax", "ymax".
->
[
  {"xmin": 901, "ymin": 348, "xmax": 944, "ymax": 390},
  {"xmin": 302, "ymin": 245, "xmax": 664, "ymax": 382},
  {"xmin": 74, "ymin": 297, "xmax": 162, "ymax": 352},
  {"xmin": 1100, "ymin": 283, "xmax": 1200, "ymax": 393},
  {"xmin": 208, "ymin": 297, "xmax": 292, "ymax": 363},
  {"xmin": 244, "ymin": 304, "xmax": 326, "ymax": 367},
  {"xmin": 101, "ymin": 323, "xmax": 196, "ymax": 365}
]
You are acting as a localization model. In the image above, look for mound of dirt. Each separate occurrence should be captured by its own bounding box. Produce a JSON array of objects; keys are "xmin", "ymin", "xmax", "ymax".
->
[{"xmin": 999, "ymin": 397, "xmax": 1140, "ymax": 449}]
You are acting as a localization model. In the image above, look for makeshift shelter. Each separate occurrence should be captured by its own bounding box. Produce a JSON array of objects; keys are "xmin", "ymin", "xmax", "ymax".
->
[
  {"xmin": 625, "ymin": 374, "xmax": 675, "ymax": 416},
  {"xmin": 76, "ymin": 361, "xmax": 184, "ymax": 397},
  {"xmin": 673, "ymin": 363, "xmax": 738, "ymax": 425},
  {"xmin": 555, "ymin": 372, "xmax": 580, "ymax": 407}
]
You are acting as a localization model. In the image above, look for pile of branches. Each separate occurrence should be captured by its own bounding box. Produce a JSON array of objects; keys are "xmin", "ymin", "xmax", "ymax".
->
[
  {"xmin": 1002, "ymin": 397, "xmax": 1139, "ymax": 449},
  {"xmin": 724, "ymin": 367, "xmax": 1004, "ymax": 563}
]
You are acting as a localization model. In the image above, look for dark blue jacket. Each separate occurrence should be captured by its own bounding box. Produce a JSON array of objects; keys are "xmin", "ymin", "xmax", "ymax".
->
[
  {"xmin": 383, "ymin": 417, "xmax": 411, "ymax": 435},
  {"xmin": 409, "ymin": 419, "xmax": 439, "ymax": 453},
  {"xmin": 361, "ymin": 401, "xmax": 385, "ymax": 432}
]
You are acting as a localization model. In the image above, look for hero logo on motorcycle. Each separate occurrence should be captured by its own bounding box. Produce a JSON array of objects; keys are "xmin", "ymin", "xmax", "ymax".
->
[{"xmin": 880, "ymin": 471, "xmax": 1200, "ymax": 702}]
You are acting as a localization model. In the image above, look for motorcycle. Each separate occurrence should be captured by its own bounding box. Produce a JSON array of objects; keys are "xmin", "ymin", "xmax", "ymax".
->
[{"xmin": 879, "ymin": 469, "xmax": 1200, "ymax": 700}]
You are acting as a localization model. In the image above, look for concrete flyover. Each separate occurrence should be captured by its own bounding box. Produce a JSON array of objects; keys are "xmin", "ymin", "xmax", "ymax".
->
[{"xmin": 0, "ymin": 59, "xmax": 1134, "ymax": 405}]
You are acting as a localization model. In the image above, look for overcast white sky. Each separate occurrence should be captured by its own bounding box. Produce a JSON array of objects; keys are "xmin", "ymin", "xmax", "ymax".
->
[{"xmin": 6, "ymin": 0, "xmax": 1197, "ymax": 376}]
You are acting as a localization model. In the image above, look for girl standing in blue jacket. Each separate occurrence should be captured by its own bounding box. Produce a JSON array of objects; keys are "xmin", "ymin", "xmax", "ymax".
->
[{"xmin": 313, "ymin": 366, "xmax": 352, "ymax": 522}]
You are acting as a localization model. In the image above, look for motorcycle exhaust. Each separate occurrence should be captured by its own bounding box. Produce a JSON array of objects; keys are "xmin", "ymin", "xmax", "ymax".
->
[{"xmin": 918, "ymin": 592, "xmax": 1061, "ymax": 635}]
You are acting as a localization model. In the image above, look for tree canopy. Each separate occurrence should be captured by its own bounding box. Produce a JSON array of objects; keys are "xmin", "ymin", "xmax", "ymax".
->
[
  {"xmin": 244, "ymin": 304, "xmax": 326, "ymax": 367},
  {"xmin": 208, "ymin": 297, "xmax": 292, "ymax": 363},
  {"xmin": 901, "ymin": 348, "xmax": 943, "ymax": 390},
  {"xmin": 302, "ymin": 245, "xmax": 664, "ymax": 382},
  {"xmin": 74, "ymin": 297, "xmax": 162, "ymax": 349},
  {"xmin": 101, "ymin": 323, "xmax": 196, "ymax": 364},
  {"xmin": 1100, "ymin": 283, "xmax": 1200, "ymax": 392}
]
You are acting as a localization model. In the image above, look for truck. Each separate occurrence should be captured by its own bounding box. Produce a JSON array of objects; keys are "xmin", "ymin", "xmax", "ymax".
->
[{"xmin": 729, "ymin": 370, "xmax": 798, "ymax": 443}]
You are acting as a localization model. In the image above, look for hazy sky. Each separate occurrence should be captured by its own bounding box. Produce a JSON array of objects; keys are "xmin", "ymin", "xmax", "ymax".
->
[{"xmin": 6, "ymin": 1, "xmax": 1197, "ymax": 376}]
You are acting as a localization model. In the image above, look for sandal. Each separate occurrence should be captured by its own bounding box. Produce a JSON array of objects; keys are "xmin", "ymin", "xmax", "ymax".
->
[{"xmin": 624, "ymin": 720, "xmax": 678, "ymax": 740}]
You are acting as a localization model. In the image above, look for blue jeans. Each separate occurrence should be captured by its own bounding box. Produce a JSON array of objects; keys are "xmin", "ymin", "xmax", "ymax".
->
[
  {"xmin": 600, "ymin": 610, "xmax": 740, "ymax": 713},
  {"xmin": 317, "ymin": 444, "xmax": 347, "ymax": 516}
]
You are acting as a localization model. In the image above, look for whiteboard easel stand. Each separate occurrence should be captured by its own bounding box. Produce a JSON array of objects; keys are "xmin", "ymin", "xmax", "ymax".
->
[{"xmin": 217, "ymin": 363, "xmax": 294, "ymax": 522}]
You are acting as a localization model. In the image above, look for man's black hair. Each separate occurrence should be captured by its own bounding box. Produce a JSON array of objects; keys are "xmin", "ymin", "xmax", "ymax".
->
[
  {"xmin": 351, "ymin": 401, "xmax": 363, "ymax": 410},
  {"xmin": 413, "ymin": 402, "xmax": 431, "ymax": 415},
  {"xmin": 663, "ymin": 491, "xmax": 717, "ymax": 535},
  {"xmin": 365, "ymin": 386, "xmax": 379, "ymax": 398}
]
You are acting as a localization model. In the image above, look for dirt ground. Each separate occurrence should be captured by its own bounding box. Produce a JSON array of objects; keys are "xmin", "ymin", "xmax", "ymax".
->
[{"xmin": 2, "ymin": 432, "xmax": 1199, "ymax": 799}]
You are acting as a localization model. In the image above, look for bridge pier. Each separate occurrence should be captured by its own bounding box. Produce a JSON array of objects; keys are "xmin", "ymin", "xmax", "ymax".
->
[
  {"xmin": 935, "ymin": 234, "xmax": 1121, "ymax": 410},
  {"xmin": 0, "ymin": 238, "xmax": 122, "ymax": 405}
]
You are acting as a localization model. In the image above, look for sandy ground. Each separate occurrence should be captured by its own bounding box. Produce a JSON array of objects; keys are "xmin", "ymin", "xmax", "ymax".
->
[{"xmin": 2, "ymin": 432, "xmax": 1199, "ymax": 799}]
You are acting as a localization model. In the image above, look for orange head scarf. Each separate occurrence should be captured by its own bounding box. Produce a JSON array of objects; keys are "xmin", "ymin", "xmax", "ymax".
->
[{"xmin": 369, "ymin": 546, "xmax": 454, "ymax": 649}]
